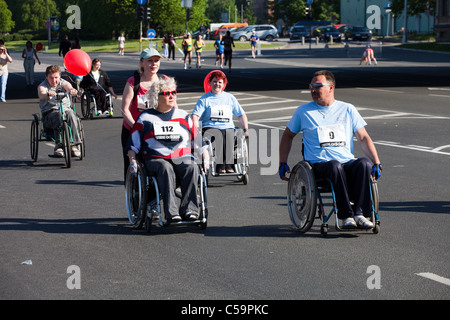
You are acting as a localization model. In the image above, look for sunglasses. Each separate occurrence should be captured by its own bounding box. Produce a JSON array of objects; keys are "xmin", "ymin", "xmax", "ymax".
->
[
  {"xmin": 309, "ymin": 83, "xmax": 332, "ymax": 89},
  {"xmin": 159, "ymin": 90, "xmax": 177, "ymax": 97}
]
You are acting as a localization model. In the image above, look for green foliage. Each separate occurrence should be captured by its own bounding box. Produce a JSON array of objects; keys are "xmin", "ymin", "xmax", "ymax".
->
[
  {"xmin": 269, "ymin": 0, "xmax": 340, "ymax": 26},
  {"xmin": 0, "ymin": 0, "xmax": 15, "ymax": 33},
  {"xmin": 390, "ymin": 0, "xmax": 436, "ymax": 16}
]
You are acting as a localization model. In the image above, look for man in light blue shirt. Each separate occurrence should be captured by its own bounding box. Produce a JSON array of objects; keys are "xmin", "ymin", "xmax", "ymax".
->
[{"xmin": 279, "ymin": 70, "xmax": 382, "ymax": 229}]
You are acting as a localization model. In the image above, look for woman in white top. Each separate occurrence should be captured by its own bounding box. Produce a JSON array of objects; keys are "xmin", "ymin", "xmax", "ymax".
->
[
  {"xmin": 22, "ymin": 41, "xmax": 41, "ymax": 86},
  {"xmin": 0, "ymin": 44, "xmax": 13, "ymax": 102}
]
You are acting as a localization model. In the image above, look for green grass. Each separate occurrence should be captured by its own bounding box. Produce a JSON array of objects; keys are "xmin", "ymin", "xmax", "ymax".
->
[
  {"xmin": 398, "ymin": 42, "xmax": 450, "ymax": 53},
  {"xmin": 5, "ymin": 38, "xmax": 280, "ymax": 54}
]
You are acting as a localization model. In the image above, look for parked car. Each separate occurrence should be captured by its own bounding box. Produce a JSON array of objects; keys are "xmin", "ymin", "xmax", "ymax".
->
[
  {"xmin": 339, "ymin": 25, "xmax": 372, "ymax": 41},
  {"xmin": 289, "ymin": 25, "xmax": 310, "ymax": 41},
  {"xmin": 232, "ymin": 24, "xmax": 279, "ymax": 42},
  {"xmin": 312, "ymin": 25, "xmax": 342, "ymax": 42},
  {"xmin": 213, "ymin": 23, "xmax": 248, "ymax": 37}
]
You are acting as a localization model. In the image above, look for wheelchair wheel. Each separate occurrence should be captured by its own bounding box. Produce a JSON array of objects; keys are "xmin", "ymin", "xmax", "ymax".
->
[
  {"xmin": 106, "ymin": 94, "xmax": 113, "ymax": 117},
  {"xmin": 62, "ymin": 122, "xmax": 72, "ymax": 168},
  {"xmin": 198, "ymin": 172, "xmax": 208, "ymax": 230},
  {"xmin": 370, "ymin": 178, "xmax": 380, "ymax": 234},
  {"xmin": 287, "ymin": 161, "xmax": 317, "ymax": 233},
  {"xmin": 236, "ymin": 137, "xmax": 249, "ymax": 185},
  {"xmin": 125, "ymin": 163, "xmax": 147, "ymax": 229},
  {"xmin": 80, "ymin": 91, "xmax": 91, "ymax": 120},
  {"xmin": 30, "ymin": 115, "xmax": 40, "ymax": 162},
  {"xmin": 76, "ymin": 117, "xmax": 85, "ymax": 160}
]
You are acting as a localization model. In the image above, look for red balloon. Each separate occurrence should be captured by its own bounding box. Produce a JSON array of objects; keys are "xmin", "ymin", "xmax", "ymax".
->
[
  {"xmin": 203, "ymin": 69, "xmax": 228, "ymax": 93},
  {"xmin": 64, "ymin": 49, "xmax": 92, "ymax": 76},
  {"xmin": 36, "ymin": 43, "xmax": 43, "ymax": 51}
]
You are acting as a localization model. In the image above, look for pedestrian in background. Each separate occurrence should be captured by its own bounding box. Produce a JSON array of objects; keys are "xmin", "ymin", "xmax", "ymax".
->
[
  {"xmin": 168, "ymin": 33, "xmax": 175, "ymax": 60},
  {"xmin": 59, "ymin": 34, "xmax": 71, "ymax": 57},
  {"xmin": 194, "ymin": 34, "xmax": 205, "ymax": 68},
  {"xmin": 214, "ymin": 34, "xmax": 224, "ymax": 68},
  {"xmin": 118, "ymin": 33, "xmax": 125, "ymax": 56},
  {"xmin": 22, "ymin": 41, "xmax": 41, "ymax": 87},
  {"xmin": 0, "ymin": 44, "xmax": 13, "ymax": 102},
  {"xmin": 222, "ymin": 31, "xmax": 235, "ymax": 73},
  {"xmin": 250, "ymin": 31, "xmax": 259, "ymax": 58},
  {"xmin": 71, "ymin": 36, "xmax": 81, "ymax": 50}
]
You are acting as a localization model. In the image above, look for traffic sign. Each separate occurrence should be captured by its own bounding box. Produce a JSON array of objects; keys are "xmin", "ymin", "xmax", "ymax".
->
[
  {"xmin": 147, "ymin": 29, "xmax": 156, "ymax": 38},
  {"xmin": 307, "ymin": 0, "xmax": 313, "ymax": 5},
  {"xmin": 137, "ymin": 0, "xmax": 146, "ymax": 5}
]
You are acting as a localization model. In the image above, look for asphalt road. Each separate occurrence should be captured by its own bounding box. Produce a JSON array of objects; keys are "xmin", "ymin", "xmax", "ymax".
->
[{"xmin": 0, "ymin": 43, "xmax": 449, "ymax": 304}]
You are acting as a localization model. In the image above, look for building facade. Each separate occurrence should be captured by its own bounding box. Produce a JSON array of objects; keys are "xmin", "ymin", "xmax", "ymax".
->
[
  {"xmin": 436, "ymin": 0, "xmax": 450, "ymax": 41},
  {"xmin": 340, "ymin": 0, "xmax": 435, "ymax": 37}
]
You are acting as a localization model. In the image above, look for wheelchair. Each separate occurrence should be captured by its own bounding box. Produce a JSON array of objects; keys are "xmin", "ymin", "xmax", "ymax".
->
[
  {"xmin": 287, "ymin": 160, "xmax": 380, "ymax": 237},
  {"xmin": 125, "ymin": 161, "xmax": 208, "ymax": 232},
  {"xmin": 203, "ymin": 128, "xmax": 249, "ymax": 185},
  {"xmin": 30, "ymin": 92, "xmax": 86, "ymax": 168},
  {"xmin": 80, "ymin": 88, "xmax": 114, "ymax": 119}
]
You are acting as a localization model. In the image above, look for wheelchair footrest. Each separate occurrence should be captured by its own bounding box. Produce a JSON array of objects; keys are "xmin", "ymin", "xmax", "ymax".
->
[{"xmin": 161, "ymin": 219, "xmax": 205, "ymax": 227}]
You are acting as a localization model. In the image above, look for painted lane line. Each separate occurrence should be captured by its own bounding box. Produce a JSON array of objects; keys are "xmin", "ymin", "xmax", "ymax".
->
[
  {"xmin": 356, "ymin": 87, "xmax": 405, "ymax": 94},
  {"xmin": 429, "ymin": 94, "xmax": 450, "ymax": 98},
  {"xmin": 374, "ymin": 141, "xmax": 450, "ymax": 156},
  {"xmin": 428, "ymin": 87, "xmax": 450, "ymax": 91},
  {"xmin": 416, "ymin": 273, "xmax": 450, "ymax": 287},
  {"xmin": 433, "ymin": 144, "xmax": 450, "ymax": 152},
  {"xmin": 0, "ymin": 125, "xmax": 5, "ymax": 129}
]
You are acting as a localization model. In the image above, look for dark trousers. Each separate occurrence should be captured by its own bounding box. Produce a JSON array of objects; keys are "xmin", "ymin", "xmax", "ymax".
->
[
  {"xmin": 121, "ymin": 125, "xmax": 131, "ymax": 183},
  {"xmin": 168, "ymin": 46, "xmax": 175, "ymax": 60},
  {"xmin": 313, "ymin": 158, "xmax": 372, "ymax": 219},
  {"xmin": 144, "ymin": 157, "xmax": 198, "ymax": 219},
  {"xmin": 203, "ymin": 127, "xmax": 235, "ymax": 171},
  {"xmin": 92, "ymin": 88, "xmax": 107, "ymax": 112}
]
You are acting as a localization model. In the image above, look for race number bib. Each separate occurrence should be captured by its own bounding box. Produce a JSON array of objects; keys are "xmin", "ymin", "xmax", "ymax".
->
[
  {"xmin": 153, "ymin": 121, "xmax": 183, "ymax": 142},
  {"xmin": 137, "ymin": 94, "xmax": 150, "ymax": 110},
  {"xmin": 317, "ymin": 124, "xmax": 346, "ymax": 148},
  {"xmin": 210, "ymin": 104, "xmax": 232, "ymax": 122}
]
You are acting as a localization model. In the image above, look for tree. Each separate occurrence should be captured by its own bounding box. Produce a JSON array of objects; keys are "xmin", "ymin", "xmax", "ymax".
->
[
  {"xmin": 0, "ymin": 0, "xmax": 15, "ymax": 33},
  {"xmin": 269, "ymin": 0, "xmax": 340, "ymax": 26},
  {"xmin": 390, "ymin": 0, "xmax": 436, "ymax": 16},
  {"xmin": 16, "ymin": 0, "xmax": 58, "ymax": 31}
]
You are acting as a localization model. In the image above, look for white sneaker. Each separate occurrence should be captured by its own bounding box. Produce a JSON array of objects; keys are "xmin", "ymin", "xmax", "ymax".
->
[
  {"xmin": 97, "ymin": 110, "xmax": 102, "ymax": 116},
  {"xmin": 355, "ymin": 216, "xmax": 374, "ymax": 229},
  {"xmin": 71, "ymin": 146, "xmax": 81, "ymax": 157},
  {"xmin": 342, "ymin": 217, "xmax": 357, "ymax": 228},
  {"xmin": 54, "ymin": 145, "xmax": 64, "ymax": 157}
]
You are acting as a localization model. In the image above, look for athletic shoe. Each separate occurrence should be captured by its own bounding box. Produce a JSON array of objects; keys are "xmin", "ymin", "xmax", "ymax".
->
[
  {"xmin": 342, "ymin": 217, "xmax": 357, "ymax": 228},
  {"xmin": 71, "ymin": 146, "xmax": 81, "ymax": 157},
  {"xmin": 185, "ymin": 212, "xmax": 199, "ymax": 221},
  {"xmin": 355, "ymin": 216, "xmax": 374, "ymax": 228},
  {"xmin": 54, "ymin": 144, "xmax": 64, "ymax": 157},
  {"xmin": 169, "ymin": 215, "xmax": 182, "ymax": 223}
]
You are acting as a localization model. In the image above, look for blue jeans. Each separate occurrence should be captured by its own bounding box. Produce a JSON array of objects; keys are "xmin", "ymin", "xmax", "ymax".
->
[{"xmin": 0, "ymin": 73, "xmax": 8, "ymax": 101}]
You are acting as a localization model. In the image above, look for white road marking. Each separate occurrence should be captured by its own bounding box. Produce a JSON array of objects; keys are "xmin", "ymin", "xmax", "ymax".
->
[
  {"xmin": 416, "ymin": 273, "xmax": 450, "ymax": 287},
  {"xmin": 356, "ymin": 87, "xmax": 405, "ymax": 94}
]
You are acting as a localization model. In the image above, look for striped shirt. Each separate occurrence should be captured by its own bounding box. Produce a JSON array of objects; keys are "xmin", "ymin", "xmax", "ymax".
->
[{"xmin": 128, "ymin": 108, "xmax": 197, "ymax": 160}]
